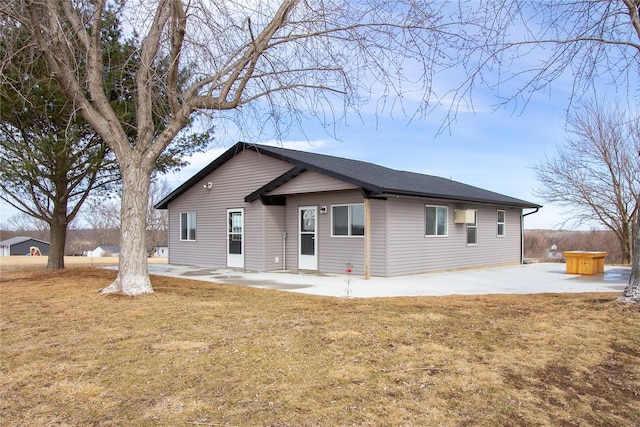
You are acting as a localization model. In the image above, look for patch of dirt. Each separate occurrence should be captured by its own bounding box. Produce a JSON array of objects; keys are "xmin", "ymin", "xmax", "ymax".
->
[{"xmin": 502, "ymin": 340, "xmax": 640, "ymax": 426}]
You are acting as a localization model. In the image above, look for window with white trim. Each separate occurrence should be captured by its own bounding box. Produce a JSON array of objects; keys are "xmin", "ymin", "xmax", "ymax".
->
[
  {"xmin": 425, "ymin": 205, "xmax": 448, "ymax": 236},
  {"xmin": 497, "ymin": 210, "xmax": 506, "ymax": 237},
  {"xmin": 467, "ymin": 209, "xmax": 478, "ymax": 245},
  {"xmin": 332, "ymin": 204, "xmax": 365, "ymax": 236},
  {"xmin": 180, "ymin": 212, "xmax": 196, "ymax": 241}
]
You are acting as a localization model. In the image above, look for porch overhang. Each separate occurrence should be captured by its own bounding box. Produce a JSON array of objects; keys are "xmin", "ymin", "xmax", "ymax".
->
[{"xmin": 244, "ymin": 166, "xmax": 307, "ymax": 204}]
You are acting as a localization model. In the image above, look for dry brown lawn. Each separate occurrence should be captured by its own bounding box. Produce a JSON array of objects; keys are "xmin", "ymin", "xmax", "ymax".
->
[
  {"xmin": 0, "ymin": 255, "xmax": 167, "ymax": 271},
  {"xmin": 1, "ymin": 261, "xmax": 639, "ymax": 426}
]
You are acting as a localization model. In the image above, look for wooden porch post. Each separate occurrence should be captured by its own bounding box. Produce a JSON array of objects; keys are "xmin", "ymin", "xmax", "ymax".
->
[{"xmin": 364, "ymin": 198, "xmax": 371, "ymax": 280}]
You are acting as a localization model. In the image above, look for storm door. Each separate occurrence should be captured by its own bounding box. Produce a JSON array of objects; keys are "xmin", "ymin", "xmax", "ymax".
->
[
  {"xmin": 298, "ymin": 206, "xmax": 318, "ymax": 270},
  {"xmin": 227, "ymin": 209, "xmax": 244, "ymax": 268}
]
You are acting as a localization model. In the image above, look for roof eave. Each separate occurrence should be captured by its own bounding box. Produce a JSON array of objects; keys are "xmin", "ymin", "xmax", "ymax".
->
[{"xmin": 377, "ymin": 188, "xmax": 542, "ymax": 209}]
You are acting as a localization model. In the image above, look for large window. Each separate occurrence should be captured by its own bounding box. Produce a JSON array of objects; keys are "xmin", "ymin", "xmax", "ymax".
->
[
  {"xmin": 497, "ymin": 210, "xmax": 506, "ymax": 237},
  {"xmin": 332, "ymin": 204, "xmax": 365, "ymax": 236},
  {"xmin": 425, "ymin": 205, "xmax": 448, "ymax": 236},
  {"xmin": 180, "ymin": 212, "xmax": 196, "ymax": 241},
  {"xmin": 467, "ymin": 209, "xmax": 478, "ymax": 245}
]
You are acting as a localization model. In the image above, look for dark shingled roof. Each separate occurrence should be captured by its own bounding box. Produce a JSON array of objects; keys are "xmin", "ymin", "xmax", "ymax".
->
[
  {"xmin": 0, "ymin": 236, "xmax": 50, "ymax": 246},
  {"xmin": 155, "ymin": 142, "xmax": 541, "ymax": 209}
]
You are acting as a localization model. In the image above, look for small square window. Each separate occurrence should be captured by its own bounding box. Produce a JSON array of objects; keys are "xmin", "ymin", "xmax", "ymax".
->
[
  {"xmin": 332, "ymin": 204, "xmax": 365, "ymax": 237},
  {"xmin": 426, "ymin": 206, "xmax": 448, "ymax": 236},
  {"xmin": 180, "ymin": 212, "xmax": 196, "ymax": 241}
]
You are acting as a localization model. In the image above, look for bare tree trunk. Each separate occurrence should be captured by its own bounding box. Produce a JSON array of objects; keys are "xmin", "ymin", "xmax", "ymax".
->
[
  {"xmin": 618, "ymin": 207, "xmax": 639, "ymax": 304},
  {"xmin": 620, "ymin": 220, "xmax": 632, "ymax": 265},
  {"xmin": 46, "ymin": 203, "xmax": 67, "ymax": 270},
  {"xmin": 100, "ymin": 163, "xmax": 153, "ymax": 295}
]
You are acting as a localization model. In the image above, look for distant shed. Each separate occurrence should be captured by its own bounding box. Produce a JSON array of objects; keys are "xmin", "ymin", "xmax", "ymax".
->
[
  {"xmin": 0, "ymin": 236, "xmax": 50, "ymax": 256},
  {"xmin": 85, "ymin": 245, "xmax": 120, "ymax": 257}
]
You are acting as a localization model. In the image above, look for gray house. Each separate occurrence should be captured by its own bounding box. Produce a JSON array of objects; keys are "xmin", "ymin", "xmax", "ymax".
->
[
  {"xmin": 0, "ymin": 236, "xmax": 50, "ymax": 256},
  {"xmin": 155, "ymin": 142, "xmax": 541, "ymax": 278}
]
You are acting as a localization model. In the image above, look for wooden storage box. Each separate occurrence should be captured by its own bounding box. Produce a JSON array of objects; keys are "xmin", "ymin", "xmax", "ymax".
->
[{"xmin": 562, "ymin": 251, "xmax": 607, "ymax": 275}]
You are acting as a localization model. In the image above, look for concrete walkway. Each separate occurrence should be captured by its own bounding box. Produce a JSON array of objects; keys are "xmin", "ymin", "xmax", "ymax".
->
[{"xmin": 145, "ymin": 262, "xmax": 630, "ymax": 298}]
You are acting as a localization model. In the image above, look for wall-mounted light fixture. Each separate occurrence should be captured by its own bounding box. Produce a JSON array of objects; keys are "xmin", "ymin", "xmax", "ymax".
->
[{"xmin": 203, "ymin": 181, "xmax": 213, "ymax": 189}]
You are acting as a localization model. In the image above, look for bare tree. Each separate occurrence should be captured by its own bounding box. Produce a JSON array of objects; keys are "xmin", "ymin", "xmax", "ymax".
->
[
  {"xmin": 0, "ymin": 0, "xmax": 473, "ymax": 294},
  {"xmin": 4, "ymin": 213, "xmax": 49, "ymax": 240},
  {"xmin": 621, "ymin": 211, "xmax": 640, "ymax": 303},
  {"xmin": 452, "ymin": 0, "xmax": 640, "ymax": 303},
  {"xmin": 82, "ymin": 198, "xmax": 121, "ymax": 247},
  {"xmin": 533, "ymin": 101, "xmax": 639, "ymax": 264},
  {"xmin": 448, "ymin": 0, "xmax": 640, "ymax": 116}
]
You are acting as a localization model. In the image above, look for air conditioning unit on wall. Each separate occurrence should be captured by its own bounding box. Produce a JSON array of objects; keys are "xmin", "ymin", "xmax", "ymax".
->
[{"xmin": 454, "ymin": 209, "xmax": 475, "ymax": 224}]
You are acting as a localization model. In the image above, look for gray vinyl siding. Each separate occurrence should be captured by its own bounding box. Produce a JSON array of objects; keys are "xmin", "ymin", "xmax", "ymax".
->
[
  {"xmin": 268, "ymin": 170, "xmax": 358, "ymax": 195},
  {"xmin": 244, "ymin": 205, "xmax": 263, "ymax": 270},
  {"xmin": 263, "ymin": 205, "xmax": 287, "ymax": 271},
  {"xmin": 386, "ymin": 198, "xmax": 522, "ymax": 276},
  {"xmin": 167, "ymin": 150, "xmax": 292, "ymax": 269},
  {"xmin": 284, "ymin": 190, "xmax": 367, "ymax": 275},
  {"xmin": 167, "ymin": 148, "xmax": 523, "ymax": 276},
  {"xmin": 369, "ymin": 199, "xmax": 388, "ymax": 276}
]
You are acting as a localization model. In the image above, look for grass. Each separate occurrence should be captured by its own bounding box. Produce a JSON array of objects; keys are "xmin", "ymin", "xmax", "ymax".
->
[{"xmin": 1, "ymin": 265, "xmax": 639, "ymax": 426}]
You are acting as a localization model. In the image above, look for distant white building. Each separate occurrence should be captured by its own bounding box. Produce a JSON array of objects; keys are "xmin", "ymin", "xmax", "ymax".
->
[
  {"xmin": 85, "ymin": 245, "xmax": 120, "ymax": 257},
  {"xmin": 152, "ymin": 245, "xmax": 168, "ymax": 258}
]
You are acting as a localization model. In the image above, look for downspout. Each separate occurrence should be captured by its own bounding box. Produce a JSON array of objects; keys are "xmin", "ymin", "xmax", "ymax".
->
[{"xmin": 521, "ymin": 208, "xmax": 540, "ymax": 264}]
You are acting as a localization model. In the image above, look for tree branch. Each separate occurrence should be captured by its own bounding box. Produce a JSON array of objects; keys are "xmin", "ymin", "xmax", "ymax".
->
[
  {"xmin": 167, "ymin": 0, "xmax": 186, "ymax": 116},
  {"xmin": 136, "ymin": 0, "xmax": 172, "ymax": 151}
]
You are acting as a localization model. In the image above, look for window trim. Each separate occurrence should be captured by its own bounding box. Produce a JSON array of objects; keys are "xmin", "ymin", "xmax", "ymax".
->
[
  {"xmin": 497, "ymin": 209, "xmax": 506, "ymax": 237},
  {"xmin": 466, "ymin": 209, "xmax": 478, "ymax": 246},
  {"xmin": 331, "ymin": 204, "xmax": 365, "ymax": 237},
  {"xmin": 180, "ymin": 211, "xmax": 196, "ymax": 241},
  {"xmin": 425, "ymin": 205, "xmax": 448, "ymax": 237}
]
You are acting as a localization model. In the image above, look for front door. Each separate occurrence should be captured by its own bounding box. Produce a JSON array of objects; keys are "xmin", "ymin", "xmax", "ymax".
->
[
  {"xmin": 227, "ymin": 209, "xmax": 244, "ymax": 268},
  {"xmin": 298, "ymin": 206, "xmax": 317, "ymax": 270}
]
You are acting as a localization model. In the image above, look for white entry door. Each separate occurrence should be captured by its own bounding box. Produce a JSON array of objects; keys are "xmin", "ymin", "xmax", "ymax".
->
[
  {"xmin": 298, "ymin": 206, "xmax": 317, "ymax": 270},
  {"xmin": 227, "ymin": 209, "xmax": 244, "ymax": 268}
]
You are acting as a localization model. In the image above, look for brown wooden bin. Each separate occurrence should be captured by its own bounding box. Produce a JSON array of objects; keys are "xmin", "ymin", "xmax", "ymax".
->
[{"xmin": 562, "ymin": 251, "xmax": 607, "ymax": 275}]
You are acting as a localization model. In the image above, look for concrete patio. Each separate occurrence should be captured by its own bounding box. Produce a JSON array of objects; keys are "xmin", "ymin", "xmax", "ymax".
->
[{"xmin": 143, "ymin": 262, "xmax": 631, "ymax": 298}]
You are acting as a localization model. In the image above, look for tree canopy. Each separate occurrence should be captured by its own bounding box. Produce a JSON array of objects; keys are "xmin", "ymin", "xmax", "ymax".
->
[{"xmin": 0, "ymin": 5, "xmax": 211, "ymax": 269}]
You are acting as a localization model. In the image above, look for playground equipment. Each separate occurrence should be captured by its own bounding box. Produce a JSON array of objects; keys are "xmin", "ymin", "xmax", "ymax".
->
[{"xmin": 29, "ymin": 246, "xmax": 42, "ymax": 256}]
